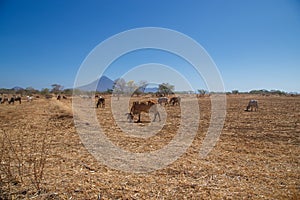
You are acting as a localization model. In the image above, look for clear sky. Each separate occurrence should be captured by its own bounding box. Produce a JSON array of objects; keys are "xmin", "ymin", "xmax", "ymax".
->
[{"xmin": 0, "ymin": 0, "xmax": 299, "ymax": 92}]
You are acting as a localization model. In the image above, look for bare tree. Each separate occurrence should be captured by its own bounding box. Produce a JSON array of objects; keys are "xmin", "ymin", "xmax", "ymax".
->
[
  {"xmin": 131, "ymin": 80, "xmax": 148, "ymax": 96},
  {"xmin": 126, "ymin": 80, "xmax": 137, "ymax": 94},
  {"xmin": 113, "ymin": 78, "xmax": 126, "ymax": 94}
]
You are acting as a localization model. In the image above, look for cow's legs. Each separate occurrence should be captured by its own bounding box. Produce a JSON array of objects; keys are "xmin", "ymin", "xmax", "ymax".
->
[
  {"xmin": 246, "ymin": 105, "xmax": 250, "ymax": 111},
  {"xmin": 153, "ymin": 112, "xmax": 161, "ymax": 122},
  {"xmin": 157, "ymin": 112, "xmax": 161, "ymax": 121},
  {"xmin": 152, "ymin": 113, "xmax": 156, "ymax": 122},
  {"xmin": 137, "ymin": 114, "xmax": 141, "ymax": 123}
]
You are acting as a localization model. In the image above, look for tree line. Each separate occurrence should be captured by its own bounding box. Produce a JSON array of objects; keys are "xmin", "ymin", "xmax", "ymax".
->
[
  {"xmin": 1, "ymin": 81, "xmax": 298, "ymax": 97},
  {"xmin": 0, "ymin": 84, "xmax": 72, "ymax": 96},
  {"xmin": 0, "ymin": 80, "xmax": 177, "ymax": 97}
]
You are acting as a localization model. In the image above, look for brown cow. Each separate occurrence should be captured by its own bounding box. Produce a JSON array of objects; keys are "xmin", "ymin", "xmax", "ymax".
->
[{"xmin": 127, "ymin": 100, "xmax": 161, "ymax": 123}]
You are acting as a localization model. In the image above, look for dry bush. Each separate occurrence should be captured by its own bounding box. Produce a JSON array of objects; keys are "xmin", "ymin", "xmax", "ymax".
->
[{"xmin": 0, "ymin": 124, "xmax": 49, "ymax": 199}]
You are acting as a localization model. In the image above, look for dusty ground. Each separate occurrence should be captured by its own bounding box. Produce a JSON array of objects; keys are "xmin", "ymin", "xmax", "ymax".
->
[{"xmin": 0, "ymin": 95, "xmax": 299, "ymax": 199}]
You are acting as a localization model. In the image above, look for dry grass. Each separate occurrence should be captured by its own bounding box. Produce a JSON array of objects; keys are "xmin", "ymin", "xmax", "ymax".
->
[{"xmin": 0, "ymin": 95, "xmax": 299, "ymax": 199}]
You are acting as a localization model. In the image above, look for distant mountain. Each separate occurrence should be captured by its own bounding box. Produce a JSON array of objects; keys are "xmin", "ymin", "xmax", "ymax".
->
[
  {"xmin": 144, "ymin": 87, "xmax": 158, "ymax": 93},
  {"xmin": 78, "ymin": 76, "xmax": 114, "ymax": 92},
  {"xmin": 12, "ymin": 86, "xmax": 24, "ymax": 91},
  {"xmin": 77, "ymin": 77, "xmax": 160, "ymax": 93}
]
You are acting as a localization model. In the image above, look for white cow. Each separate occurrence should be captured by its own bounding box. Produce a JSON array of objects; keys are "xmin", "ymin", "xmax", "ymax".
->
[{"xmin": 27, "ymin": 96, "xmax": 33, "ymax": 102}]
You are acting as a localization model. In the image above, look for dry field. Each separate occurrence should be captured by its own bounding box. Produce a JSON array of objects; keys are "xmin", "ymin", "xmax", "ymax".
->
[{"xmin": 0, "ymin": 94, "xmax": 299, "ymax": 199}]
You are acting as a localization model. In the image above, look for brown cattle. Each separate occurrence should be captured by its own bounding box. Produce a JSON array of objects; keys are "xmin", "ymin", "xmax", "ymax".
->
[{"xmin": 127, "ymin": 101, "xmax": 161, "ymax": 123}]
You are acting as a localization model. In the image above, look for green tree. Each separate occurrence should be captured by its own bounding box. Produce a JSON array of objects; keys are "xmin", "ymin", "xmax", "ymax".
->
[
  {"xmin": 158, "ymin": 83, "xmax": 174, "ymax": 96},
  {"xmin": 232, "ymin": 90, "xmax": 239, "ymax": 94},
  {"xmin": 40, "ymin": 88, "xmax": 50, "ymax": 96},
  {"xmin": 25, "ymin": 87, "xmax": 36, "ymax": 95},
  {"xmin": 51, "ymin": 84, "xmax": 63, "ymax": 94},
  {"xmin": 63, "ymin": 88, "xmax": 73, "ymax": 96},
  {"xmin": 198, "ymin": 89, "xmax": 207, "ymax": 95}
]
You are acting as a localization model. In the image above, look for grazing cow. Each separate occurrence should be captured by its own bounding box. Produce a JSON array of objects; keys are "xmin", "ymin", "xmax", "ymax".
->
[
  {"xmin": 1, "ymin": 97, "xmax": 8, "ymax": 104},
  {"xmin": 45, "ymin": 94, "xmax": 52, "ymax": 99},
  {"xmin": 169, "ymin": 96, "xmax": 181, "ymax": 106},
  {"xmin": 57, "ymin": 95, "xmax": 61, "ymax": 100},
  {"xmin": 127, "ymin": 100, "xmax": 161, "ymax": 123},
  {"xmin": 80, "ymin": 95, "xmax": 90, "ymax": 99},
  {"xmin": 245, "ymin": 100, "xmax": 258, "ymax": 111},
  {"xmin": 8, "ymin": 97, "xmax": 15, "ymax": 104},
  {"xmin": 15, "ymin": 96, "xmax": 21, "ymax": 104},
  {"xmin": 8, "ymin": 96, "xmax": 21, "ymax": 104},
  {"xmin": 96, "ymin": 96, "xmax": 105, "ymax": 108},
  {"xmin": 63, "ymin": 95, "xmax": 67, "ymax": 99},
  {"xmin": 27, "ymin": 96, "xmax": 33, "ymax": 102},
  {"xmin": 126, "ymin": 112, "xmax": 134, "ymax": 122},
  {"xmin": 158, "ymin": 97, "xmax": 168, "ymax": 106}
]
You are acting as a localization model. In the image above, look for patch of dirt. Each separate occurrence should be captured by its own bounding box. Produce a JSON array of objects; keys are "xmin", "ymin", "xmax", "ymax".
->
[{"xmin": 0, "ymin": 95, "xmax": 299, "ymax": 199}]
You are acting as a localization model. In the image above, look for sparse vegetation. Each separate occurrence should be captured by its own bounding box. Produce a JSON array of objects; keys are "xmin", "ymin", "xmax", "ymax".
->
[
  {"xmin": 0, "ymin": 118, "xmax": 50, "ymax": 198},
  {"xmin": 231, "ymin": 89, "xmax": 239, "ymax": 94},
  {"xmin": 0, "ymin": 94, "xmax": 299, "ymax": 199}
]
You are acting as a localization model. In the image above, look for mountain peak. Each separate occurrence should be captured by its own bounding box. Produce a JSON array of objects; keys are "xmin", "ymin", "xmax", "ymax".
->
[
  {"xmin": 12, "ymin": 86, "xmax": 24, "ymax": 91},
  {"xmin": 78, "ymin": 76, "xmax": 114, "ymax": 92}
]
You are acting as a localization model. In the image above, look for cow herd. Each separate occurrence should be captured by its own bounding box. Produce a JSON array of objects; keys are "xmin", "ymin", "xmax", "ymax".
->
[
  {"xmin": 0, "ymin": 96, "xmax": 22, "ymax": 104},
  {"xmin": 1, "ymin": 94, "xmax": 259, "ymax": 123},
  {"xmin": 0, "ymin": 95, "xmax": 37, "ymax": 105},
  {"xmin": 95, "ymin": 95, "xmax": 259, "ymax": 123},
  {"xmin": 157, "ymin": 96, "xmax": 181, "ymax": 106}
]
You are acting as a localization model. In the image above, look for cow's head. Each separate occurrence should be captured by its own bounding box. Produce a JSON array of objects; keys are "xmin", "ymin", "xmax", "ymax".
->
[{"xmin": 125, "ymin": 113, "xmax": 134, "ymax": 122}]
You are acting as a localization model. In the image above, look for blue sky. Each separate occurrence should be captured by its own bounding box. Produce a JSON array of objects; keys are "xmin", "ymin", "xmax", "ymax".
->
[{"xmin": 0, "ymin": 0, "xmax": 299, "ymax": 92}]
